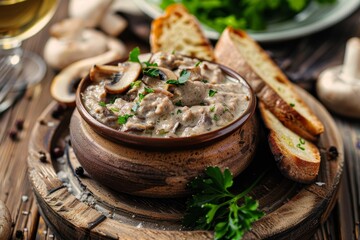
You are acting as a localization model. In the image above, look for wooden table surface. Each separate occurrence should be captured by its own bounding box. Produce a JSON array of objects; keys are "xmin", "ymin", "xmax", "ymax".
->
[{"xmin": 0, "ymin": 1, "xmax": 359, "ymax": 239}]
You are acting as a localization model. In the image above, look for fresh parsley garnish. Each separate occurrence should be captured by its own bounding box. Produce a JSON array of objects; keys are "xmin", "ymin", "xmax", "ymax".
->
[
  {"xmin": 143, "ymin": 61, "xmax": 158, "ymax": 67},
  {"xmin": 129, "ymin": 47, "xmax": 140, "ymax": 63},
  {"xmin": 145, "ymin": 87, "xmax": 154, "ymax": 93},
  {"xmin": 210, "ymin": 106, "xmax": 215, "ymax": 112},
  {"xmin": 110, "ymin": 96, "xmax": 117, "ymax": 104},
  {"xmin": 138, "ymin": 93, "xmax": 145, "ymax": 102},
  {"xmin": 290, "ymin": 103, "xmax": 295, "ymax": 107},
  {"xmin": 179, "ymin": 69, "xmax": 190, "ymax": 83},
  {"xmin": 110, "ymin": 107, "xmax": 119, "ymax": 112},
  {"xmin": 130, "ymin": 80, "xmax": 142, "ymax": 88},
  {"xmin": 296, "ymin": 137, "xmax": 306, "ymax": 150},
  {"xmin": 177, "ymin": 109, "xmax": 182, "ymax": 114},
  {"xmin": 143, "ymin": 67, "xmax": 160, "ymax": 78},
  {"xmin": 209, "ymin": 89, "xmax": 217, "ymax": 97},
  {"xmin": 195, "ymin": 61, "xmax": 202, "ymax": 67},
  {"xmin": 202, "ymin": 79, "xmax": 209, "ymax": 83},
  {"xmin": 213, "ymin": 114, "xmax": 219, "ymax": 121},
  {"xmin": 183, "ymin": 166, "xmax": 264, "ymax": 240},
  {"xmin": 175, "ymin": 100, "xmax": 183, "ymax": 106},
  {"xmin": 166, "ymin": 69, "xmax": 190, "ymax": 85},
  {"xmin": 158, "ymin": 129, "xmax": 169, "ymax": 135},
  {"xmin": 117, "ymin": 114, "xmax": 133, "ymax": 125},
  {"xmin": 98, "ymin": 101, "xmax": 106, "ymax": 107}
]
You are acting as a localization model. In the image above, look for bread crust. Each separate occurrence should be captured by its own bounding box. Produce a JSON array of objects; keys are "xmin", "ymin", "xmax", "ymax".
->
[
  {"xmin": 214, "ymin": 27, "xmax": 324, "ymax": 141},
  {"xmin": 259, "ymin": 102, "xmax": 320, "ymax": 183},
  {"xmin": 150, "ymin": 4, "xmax": 215, "ymax": 61}
]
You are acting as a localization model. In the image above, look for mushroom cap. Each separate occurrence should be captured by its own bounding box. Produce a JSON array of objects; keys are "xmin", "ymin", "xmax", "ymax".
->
[
  {"xmin": 44, "ymin": 28, "xmax": 108, "ymax": 69},
  {"xmin": 317, "ymin": 66, "xmax": 360, "ymax": 118},
  {"xmin": 105, "ymin": 62, "xmax": 142, "ymax": 94}
]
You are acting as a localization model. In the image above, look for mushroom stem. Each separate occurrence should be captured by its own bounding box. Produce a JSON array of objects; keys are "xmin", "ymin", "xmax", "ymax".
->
[{"xmin": 342, "ymin": 38, "xmax": 360, "ymax": 83}]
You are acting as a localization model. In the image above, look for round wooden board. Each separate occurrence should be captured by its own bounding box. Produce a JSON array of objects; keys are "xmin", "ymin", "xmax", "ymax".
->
[{"xmin": 28, "ymin": 87, "xmax": 344, "ymax": 240}]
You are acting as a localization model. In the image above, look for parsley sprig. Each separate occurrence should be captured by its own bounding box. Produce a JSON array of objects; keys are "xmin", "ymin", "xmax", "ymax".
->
[
  {"xmin": 117, "ymin": 114, "xmax": 133, "ymax": 125},
  {"xmin": 166, "ymin": 69, "xmax": 190, "ymax": 85},
  {"xmin": 183, "ymin": 166, "xmax": 264, "ymax": 240}
]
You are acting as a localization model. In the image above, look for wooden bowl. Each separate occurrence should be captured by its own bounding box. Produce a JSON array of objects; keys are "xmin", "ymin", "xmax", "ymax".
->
[
  {"xmin": 71, "ymin": 56, "xmax": 258, "ymax": 198},
  {"xmin": 75, "ymin": 58, "xmax": 256, "ymax": 149}
]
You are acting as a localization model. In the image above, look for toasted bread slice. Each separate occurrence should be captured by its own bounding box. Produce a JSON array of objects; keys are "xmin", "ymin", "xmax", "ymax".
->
[
  {"xmin": 259, "ymin": 102, "xmax": 320, "ymax": 183},
  {"xmin": 150, "ymin": 4, "xmax": 215, "ymax": 61},
  {"xmin": 215, "ymin": 27, "xmax": 324, "ymax": 141}
]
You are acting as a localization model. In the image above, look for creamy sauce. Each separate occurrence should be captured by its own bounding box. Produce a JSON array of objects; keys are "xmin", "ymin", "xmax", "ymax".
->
[{"xmin": 82, "ymin": 52, "xmax": 250, "ymax": 137}]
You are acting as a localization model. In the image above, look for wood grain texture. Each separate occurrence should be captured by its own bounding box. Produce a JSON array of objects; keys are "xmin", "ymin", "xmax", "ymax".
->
[{"xmin": 27, "ymin": 86, "xmax": 343, "ymax": 239}]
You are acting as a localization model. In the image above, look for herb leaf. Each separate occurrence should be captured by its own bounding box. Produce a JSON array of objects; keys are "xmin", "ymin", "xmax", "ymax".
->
[
  {"xmin": 138, "ymin": 93, "xmax": 145, "ymax": 102},
  {"xmin": 129, "ymin": 47, "xmax": 140, "ymax": 63},
  {"xmin": 98, "ymin": 101, "xmax": 106, "ymax": 107},
  {"xmin": 183, "ymin": 167, "xmax": 264, "ymax": 240},
  {"xmin": 145, "ymin": 87, "xmax": 154, "ymax": 93},
  {"xmin": 178, "ymin": 69, "xmax": 190, "ymax": 84},
  {"xmin": 143, "ymin": 67, "xmax": 160, "ymax": 78},
  {"xmin": 195, "ymin": 61, "xmax": 202, "ymax": 67},
  {"xmin": 130, "ymin": 80, "xmax": 142, "ymax": 88},
  {"xmin": 209, "ymin": 89, "xmax": 217, "ymax": 97},
  {"xmin": 175, "ymin": 100, "xmax": 183, "ymax": 106},
  {"xmin": 117, "ymin": 114, "xmax": 133, "ymax": 125}
]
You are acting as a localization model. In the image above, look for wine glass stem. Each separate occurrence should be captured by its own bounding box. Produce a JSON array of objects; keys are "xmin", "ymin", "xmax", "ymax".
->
[{"xmin": 0, "ymin": 39, "xmax": 22, "ymax": 62}]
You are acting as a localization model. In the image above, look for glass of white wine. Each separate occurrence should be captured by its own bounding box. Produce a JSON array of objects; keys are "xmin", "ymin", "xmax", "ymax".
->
[{"xmin": 0, "ymin": 0, "xmax": 58, "ymax": 91}]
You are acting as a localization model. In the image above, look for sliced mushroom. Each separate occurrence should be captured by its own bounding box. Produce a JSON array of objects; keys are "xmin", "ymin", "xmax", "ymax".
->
[
  {"xmin": 90, "ymin": 64, "xmax": 122, "ymax": 82},
  {"xmin": 155, "ymin": 67, "xmax": 177, "ymax": 80},
  {"xmin": 105, "ymin": 62, "xmax": 142, "ymax": 94}
]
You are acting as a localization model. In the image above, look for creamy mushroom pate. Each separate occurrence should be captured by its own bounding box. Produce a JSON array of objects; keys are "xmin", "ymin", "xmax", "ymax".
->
[{"xmin": 82, "ymin": 51, "xmax": 250, "ymax": 137}]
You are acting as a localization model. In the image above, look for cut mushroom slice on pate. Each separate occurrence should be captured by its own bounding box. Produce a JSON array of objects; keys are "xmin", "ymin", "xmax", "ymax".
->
[{"xmin": 105, "ymin": 62, "xmax": 142, "ymax": 94}]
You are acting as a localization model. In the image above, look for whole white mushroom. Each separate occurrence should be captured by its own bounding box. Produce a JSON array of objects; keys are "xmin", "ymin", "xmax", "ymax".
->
[{"xmin": 317, "ymin": 38, "xmax": 360, "ymax": 118}]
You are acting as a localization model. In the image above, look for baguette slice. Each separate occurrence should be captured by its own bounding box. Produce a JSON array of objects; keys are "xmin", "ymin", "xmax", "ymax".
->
[
  {"xmin": 259, "ymin": 102, "xmax": 321, "ymax": 183},
  {"xmin": 150, "ymin": 4, "xmax": 215, "ymax": 61},
  {"xmin": 215, "ymin": 27, "xmax": 324, "ymax": 141}
]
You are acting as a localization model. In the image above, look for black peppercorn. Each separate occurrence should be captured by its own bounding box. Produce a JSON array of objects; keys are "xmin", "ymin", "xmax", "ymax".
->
[
  {"xmin": 328, "ymin": 146, "xmax": 339, "ymax": 160},
  {"xmin": 53, "ymin": 147, "xmax": 64, "ymax": 158},
  {"xmin": 39, "ymin": 151, "xmax": 47, "ymax": 163},
  {"xmin": 15, "ymin": 119, "xmax": 24, "ymax": 131},
  {"xmin": 9, "ymin": 130, "xmax": 18, "ymax": 141},
  {"xmin": 75, "ymin": 166, "xmax": 84, "ymax": 176},
  {"xmin": 15, "ymin": 230, "xmax": 23, "ymax": 239}
]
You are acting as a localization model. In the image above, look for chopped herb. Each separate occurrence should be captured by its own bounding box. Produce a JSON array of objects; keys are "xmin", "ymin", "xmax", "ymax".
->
[
  {"xmin": 290, "ymin": 103, "xmax": 295, "ymax": 107},
  {"xmin": 178, "ymin": 69, "xmax": 190, "ymax": 84},
  {"xmin": 130, "ymin": 80, "xmax": 142, "ymax": 88},
  {"xmin": 172, "ymin": 50, "xmax": 176, "ymax": 54},
  {"xmin": 209, "ymin": 89, "xmax": 217, "ymax": 97},
  {"xmin": 138, "ymin": 93, "xmax": 145, "ymax": 101},
  {"xmin": 110, "ymin": 107, "xmax": 119, "ymax": 112},
  {"xmin": 143, "ymin": 67, "xmax": 160, "ymax": 78},
  {"xmin": 129, "ymin": 47, "xmax": 140, "ymax": 63},
  {"xmin": 166, "ymin": 79, "xmax": 181, "ymax": 85},
  {"xmin": 183, "ymin": 166, "xmax": 264, "ymax": 240},
  {"xmin": 202, "ymin": 79, "xmax": 208, "ymax": 83},
  {"xmin": 166, "ymin": 69, "xmax": 190, "ymax": 85},
  {"xmin": 131, "ymin": 102, "xmax": 140, "ymax": 112},
  {"xmin": 117, "ymin": 114, "xmax": 133, "ymax": 125},
  {"xmin": 98, "ymin": 101, "xmax": 106, "ymax": 107},
  {"xmin": 145, "ymin": 87, "xmax": 154, "ymax": 93},
  {"xmin": 223, "ymin": 107, "xmax": 229, "ymax": 113},
  {"xmin": 158, "ymin": 129, "xmax": 169, "ymax": 135},
  {"xmin": 210, "ymin": 106, "xmax": 215, "ymax": 112},
  {"xmin": 175, "ymin": 100, "xmax": 183, "ymax": 106},
  {"xmin": 177, "ymin": 109, "xmax": 182, "ymax": 114},
  {"xmin": 195, "ymin": 61, "xmax": 202, "ymax": 67},
  {"xmin": 110, "ymin": 97, "xmax": 117, "ymax": 104},
  {"xmin": 213, "ymin": 114, "xmax": 219, "ymax": 121},
  {"xmin": 296, "ymin": 137, "xmax": 306, "ymax": 150},
  {"xmin": 296, "ymin": 143, "xmax": 305, "ymax": 151},
  {"xmin": 143, "ymin": 61, "xmax": 158, "ymax": 67}
]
